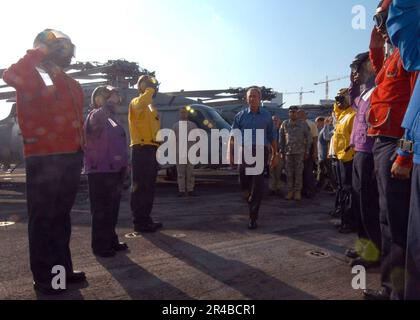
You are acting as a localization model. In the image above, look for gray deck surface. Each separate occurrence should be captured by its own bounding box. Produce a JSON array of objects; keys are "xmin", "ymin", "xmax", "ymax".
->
[{"xmin": 0, "ymin": 169, "xmax": 380, "ymax": 300}]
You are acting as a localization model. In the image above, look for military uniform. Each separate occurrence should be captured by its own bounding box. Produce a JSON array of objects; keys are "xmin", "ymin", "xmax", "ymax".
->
[
  {"xmin": 173, "ymin": 120, "xmax": 198, "ymax": 194},
  {"xmin": 269, "ymin": 157, "xmax": 284, "ymax": 194},
  {"xmin": 279, "ymin": 120, "xmax": 311, "ymax": 194}
]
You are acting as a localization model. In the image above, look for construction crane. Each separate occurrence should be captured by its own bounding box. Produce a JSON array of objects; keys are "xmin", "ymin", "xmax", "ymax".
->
[
  {"xmin": 283, "ymin": 87, "xmax": 315, "ymax": 107},
  {"xmin": 164, "ymin": 86, "xmax": 277, "ymax": 106},
  {"xmin": 314, "ymin": 76, "xmax": 350, "ymax": 101}
]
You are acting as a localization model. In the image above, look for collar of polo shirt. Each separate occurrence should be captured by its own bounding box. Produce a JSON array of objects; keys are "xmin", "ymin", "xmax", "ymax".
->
[{"xmin": 247, "ymin": 107, "xmax": 261, "ymax": 114}]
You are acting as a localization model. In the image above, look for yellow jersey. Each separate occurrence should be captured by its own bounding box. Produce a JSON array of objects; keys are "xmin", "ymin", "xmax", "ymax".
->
[
  {"xmin": 331, "ymin": 104, "xmax": 356, "ymax": 162},
  {"xmin": 128, "ymin": 88, "xmax": 161, "ymax": 147}
]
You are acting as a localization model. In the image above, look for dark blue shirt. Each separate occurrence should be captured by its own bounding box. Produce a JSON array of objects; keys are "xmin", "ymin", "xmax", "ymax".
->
[{"xmin": 231, "ymin": 107, "xmax": 276, "ymax": 146}]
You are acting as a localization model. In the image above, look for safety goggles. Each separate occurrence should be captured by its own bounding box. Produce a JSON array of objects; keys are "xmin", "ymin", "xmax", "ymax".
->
[
  {"xmin": 335, "ymin": 95, "xmax": 346, "ymax": 105},
  {"xmin": 373, "ymin": 12, "xmax": 388, "ymax": 31},
  {"xmin": 350, "ymin": 63, "xmax": 360, "ymax": 75},
  {"xmin": 55, "ymin": 38, "xmax": 76, "ymax": 58}
]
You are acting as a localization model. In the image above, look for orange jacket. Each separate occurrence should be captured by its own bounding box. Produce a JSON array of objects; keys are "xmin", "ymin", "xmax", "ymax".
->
[
  {"xmin": 367, "ymin": 47, "xmax": 418, "ymax": 139},
  {"xmin": 2, "ymin": 49, "xmax": 84, "ymax": 157}
]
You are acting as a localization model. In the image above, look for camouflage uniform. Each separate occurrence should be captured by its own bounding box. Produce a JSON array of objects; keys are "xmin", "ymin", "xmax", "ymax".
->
[
  {"xmin": 279, "ymin": 120, "xmax": 311, "ymax": 193},
  {"xmin": 269, "ymin": 157, "xmax": 284, "ymax": 193},
  {"xmin": 173, "ymin": 120, "xmax": 198, "ymax": 193}
]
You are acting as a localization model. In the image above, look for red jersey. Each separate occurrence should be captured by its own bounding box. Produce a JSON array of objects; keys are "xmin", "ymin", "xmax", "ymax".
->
[
  {"xmin": 367, "ymin": 47, "xmax": 418, "ymax": 138},
  {"xmin": 3, "ymin": 49, "xmax": 84, "ymax": 157}
]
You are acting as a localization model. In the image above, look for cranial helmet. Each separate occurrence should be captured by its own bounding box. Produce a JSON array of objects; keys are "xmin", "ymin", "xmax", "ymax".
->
[
  {"xmin": 137, "ymin": 75, "xmax": 159, "ymax": 91},
  {"xmin": 350, "ymin": 52, "xmax": 370, "ymax": 73},
  {"xmin": 91, "ymin": 86, "xmax": 120, "ymax": 108},
  {"xmin": 33, "ymin": 29, "xmax": 75, "ymax": 67}
]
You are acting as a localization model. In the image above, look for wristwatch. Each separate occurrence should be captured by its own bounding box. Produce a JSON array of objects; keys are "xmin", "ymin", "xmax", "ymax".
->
[{"xmin": 398, "ymin": 139, "xmax": 414, "ymax": 154}]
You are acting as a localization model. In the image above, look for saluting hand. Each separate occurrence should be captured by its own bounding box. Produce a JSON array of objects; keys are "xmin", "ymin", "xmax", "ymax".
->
[
  {"xmin": 35, "ymin": 42, "xmax": 50, "ymax": 56},
  {"xmin": 370, "ymin": 27, "xmax": 385, "ymax": 49}
]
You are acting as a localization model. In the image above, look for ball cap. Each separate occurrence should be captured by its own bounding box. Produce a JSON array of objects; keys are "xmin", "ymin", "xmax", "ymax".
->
[{"xmin": 350, "ymin": 52, "xmax": 370, "ymax": 72}]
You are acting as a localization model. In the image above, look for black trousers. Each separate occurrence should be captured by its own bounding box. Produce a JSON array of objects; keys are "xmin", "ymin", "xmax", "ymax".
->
[
  {"xmin": 317, "ymin": 159, "xmax": 337, "ymax": 190},
  {"xmin": 131, "ymin": 145, "xmax": 159, "ymax": 230},
  {"xmin": 25, "ymin": 152, "xmax": 83, "ymax": 286},
  {"xmin": 333, "ymin": 159, "xmax": 357, "ymax": 228},
  {"xmin": 302, "ymin": 146, "xmax": 317, "ymax": 196},
  {"xmin": 343, "ymin": 160, "xmax": 357, "ymax": 228},
  {"xmin": 239, "ymin": 147, "xmax": 268, "ymax": 220},
  {"xmin": 373, "ymin": 137, "xmax": 410, "ymax": 299},
  {"xmin": 88, "ymin": 171, "xmax": 125, "ymax": 253},
  {"xmin": 352, "ymin": 152, "xmax": 381, "ymax": 255},
  {"xmin": 405, "ymin": 164, "xmax": 420, "ymax": 300}
]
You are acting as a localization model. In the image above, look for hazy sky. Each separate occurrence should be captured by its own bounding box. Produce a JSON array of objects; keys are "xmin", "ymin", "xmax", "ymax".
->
[{"xmin": 0, "ymin": 0, "xmax": 378, "ymax": 120}]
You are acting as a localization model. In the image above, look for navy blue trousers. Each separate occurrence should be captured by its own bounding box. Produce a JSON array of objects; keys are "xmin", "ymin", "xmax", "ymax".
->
[
  {"xmin": 373, "ymin": 137, "xmax": 410, "ymax": 299},
  {"xmin": 26, "ymin": 152, "xmax": 83, "ymax": 286},
  {"xmin": 239, "ymin": 147, "xmax": 268, "ymax": 220}
]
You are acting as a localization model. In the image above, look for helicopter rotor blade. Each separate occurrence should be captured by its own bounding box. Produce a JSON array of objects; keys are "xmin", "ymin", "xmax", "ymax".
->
[
  {"xmin": 0, "ymin": 84, "xmax": 11, "ymax": 89},
  {"xmin": 164, "ymin": 89, "xmax": 237, "ymax": 97},
  {"xmin": 66, "ymin": 66, "xmax": 114, "ymax": 78},
  {"xmin": 0, "ymin": 91, "xmax": 16, "ymax": 100}
]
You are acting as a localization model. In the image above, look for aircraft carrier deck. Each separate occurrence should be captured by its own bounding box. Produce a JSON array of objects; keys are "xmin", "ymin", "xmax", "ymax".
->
[{"xmin": 0, "ymin": 169, "xmax": 380, "ymax": 300}]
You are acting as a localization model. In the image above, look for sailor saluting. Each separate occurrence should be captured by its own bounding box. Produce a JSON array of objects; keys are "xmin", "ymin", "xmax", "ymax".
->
[{"xmin": 2, "ymin": 29, "xmax": 86, "ymax": 295}]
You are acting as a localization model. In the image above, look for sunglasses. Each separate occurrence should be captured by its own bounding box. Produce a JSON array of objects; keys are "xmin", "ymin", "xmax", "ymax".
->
[
  {"xmin": 350, "ymin": 64, "xmax": 360, "ymax": 74},
  {"xmin": 335, "ymin": 95, "xmax": 346, "ymax": 104}
]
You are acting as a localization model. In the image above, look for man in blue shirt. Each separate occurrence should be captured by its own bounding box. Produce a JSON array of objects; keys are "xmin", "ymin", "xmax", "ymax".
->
[
  {"xmin": 316, "ymin": 116, "xmax": 336, "ymax": 192},
  {"xmin": 387, "ymin": 0, "xmax": 420, "ymax": 300},
  {"xmin": 230, "ymin": 87, "xmax": 279, "ymax": 230}
]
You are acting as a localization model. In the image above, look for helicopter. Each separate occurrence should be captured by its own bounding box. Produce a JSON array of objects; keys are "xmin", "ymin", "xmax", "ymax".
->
[
  {"xmin": 163, "ymin": 86, "xmax": 285, "ymax": 124},
  {"xmin": 0, "ymin": 59, "xmax": 281, "ymax": 176}
]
